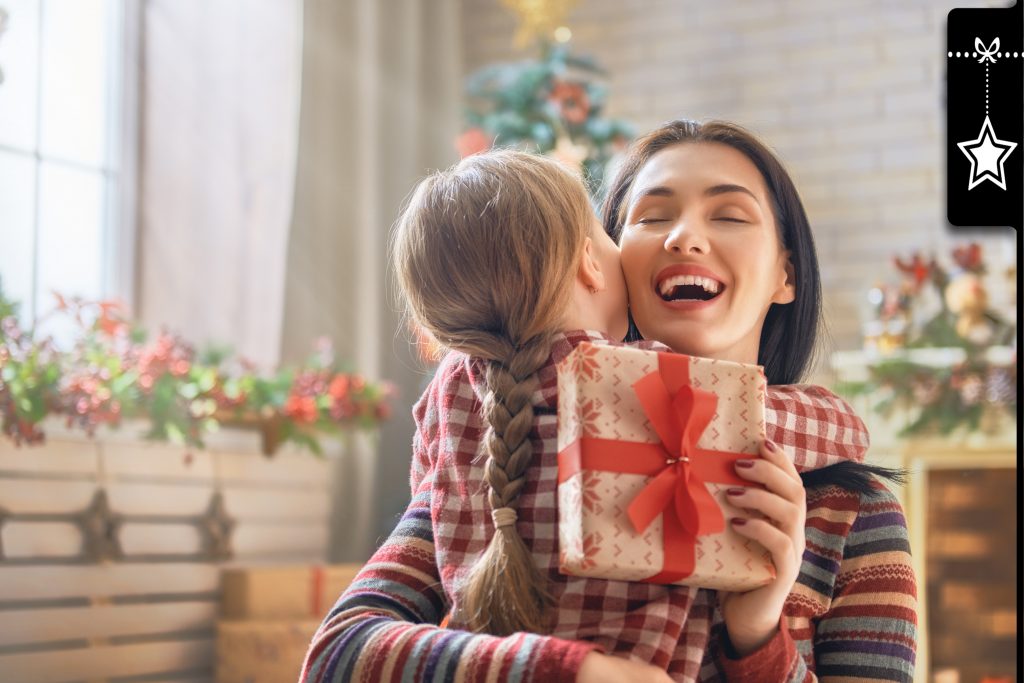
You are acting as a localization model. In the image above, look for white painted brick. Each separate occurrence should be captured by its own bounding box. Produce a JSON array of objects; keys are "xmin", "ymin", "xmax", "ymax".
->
[
  {"xmin": 785, "ymin": 93, "xmax": 880, "ymax": 124},
  {"xmin": 882, "ymin": 86, "xmax": 943, "ymax": 116},
  {"xmin": 833, "ymin": 62, "xmax": 928, "ymax": 92},
  {"xmin": 696, "ymin": 2, "xmax": 784, "ymax": 28},
  {"xmin": 784, "ymin": 39, "xmax": 880, "ymax": 68},
  {"xmin": 833, "ymin": 7, "xmax": 929, "ymax": 40},
  {"xmin": 880, "ymin": 141, "xmax": 941, "ymax": 171}
]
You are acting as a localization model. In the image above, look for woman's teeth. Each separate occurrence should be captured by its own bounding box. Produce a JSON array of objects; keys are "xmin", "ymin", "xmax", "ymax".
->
[{"xmin": 658, "ymin": 275, "xmax": 721, "ymax": 301}]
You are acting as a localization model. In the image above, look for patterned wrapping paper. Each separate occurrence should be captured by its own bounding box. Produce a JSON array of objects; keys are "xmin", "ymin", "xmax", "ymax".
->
[{"xmin": 556, "ymin": 342, "xmax": 776, "ymax": 591}]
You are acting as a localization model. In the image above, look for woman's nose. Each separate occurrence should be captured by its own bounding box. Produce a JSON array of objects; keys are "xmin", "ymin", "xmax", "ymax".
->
[{"xmin": 663, "ymin": 219, "xmax": 709, "ymax": 255}]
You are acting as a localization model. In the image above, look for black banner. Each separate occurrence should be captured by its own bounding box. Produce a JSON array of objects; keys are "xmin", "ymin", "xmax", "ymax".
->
[{"xmin": 946, "ymin": 3, "xmax": 1023, "ymax": 230}]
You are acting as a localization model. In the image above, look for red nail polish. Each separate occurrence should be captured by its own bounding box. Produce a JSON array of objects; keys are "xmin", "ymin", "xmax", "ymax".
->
[
  {"xmin": 726, "ymin": 487, "xmax": 746, "ymax": 496},
  {"xmin": 736, "ymin": 459, "xmax": 755, "ymax": 468},
  {"xmin": 765, "ymin": 440, "xmax": 779, "ymax": 452},
  {"xmin": 731, "ymin": 518, "xmax": 747, "ymax": 526}
]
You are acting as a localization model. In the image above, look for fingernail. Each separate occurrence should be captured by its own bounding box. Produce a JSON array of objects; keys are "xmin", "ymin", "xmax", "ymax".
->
[
  {"xmin": 726, "ymin": 487, "xmax": 746, "ymax": 497},
  {"xmin": 736, "ymin": 459, "xmax": 755, "ymax": 469},
  {"xmin": 764, "ymin": 440, "xmax": 779, "ymax": 452},
  {"xmin": 731, "ymin": 518, "xmax": 747, "ymax": 526}
]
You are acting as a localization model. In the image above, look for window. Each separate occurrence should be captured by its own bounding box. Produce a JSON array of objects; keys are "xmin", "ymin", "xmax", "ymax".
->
[{"xmin": 0, "ymin": 0, "xmax": 136, "ymax": 342}]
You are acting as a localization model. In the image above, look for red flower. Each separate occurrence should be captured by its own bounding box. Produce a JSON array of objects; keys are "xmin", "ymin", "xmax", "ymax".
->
[
  {"xmin": 328, "ymin": 375, "xmax": 350, "ymax": 400},
  {"xmin": 284, "ymin": 395, "xmax": 319, "ymax": 424},
  {"xmin": 455, "ymin": 128, "xmax": 492, "ymax": 158},
  {"xmin": 549, "ymin": 81, "xmax": 590, "ymax": 125}
]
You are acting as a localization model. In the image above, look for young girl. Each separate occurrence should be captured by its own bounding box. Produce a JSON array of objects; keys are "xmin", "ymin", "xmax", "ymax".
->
[
  {"xmin": 602, "ymin": 120, "xmax": 917, "ymax": 682},
  {"xmin": 299, "ymin": 150, "xmax": 877, "ymax": 683}
]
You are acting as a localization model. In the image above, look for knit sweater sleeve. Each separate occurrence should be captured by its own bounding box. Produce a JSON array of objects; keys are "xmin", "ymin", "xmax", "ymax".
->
[
  {"xmin": 706, "ymin": 482, "xmax": 918, "ymax": 682},
  {"xmin": 299, "ymin": 367, "xmax": 598, "ymax": 683}
]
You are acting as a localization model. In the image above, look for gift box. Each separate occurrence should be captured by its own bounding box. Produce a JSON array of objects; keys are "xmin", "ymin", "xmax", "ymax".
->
[
  {"xmin": 215, "ymin": 618, "xmax": 321, "ymax": 683},
  {"xmin": 220, "ymin": 564, "xmax": 362, "ymax": 620},
  {"xmin": 556, "ymin": 342, "xmax": 775, "ymax": 591}
]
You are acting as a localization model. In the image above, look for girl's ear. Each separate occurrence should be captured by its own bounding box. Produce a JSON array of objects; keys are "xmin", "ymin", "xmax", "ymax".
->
[
  {"xmin": 577, "ymin": 237, "xmax": 606, "ymax": 292},
  {"xmin": 772, "ymin": 251, "xmax": 797, "ymax": 304}
]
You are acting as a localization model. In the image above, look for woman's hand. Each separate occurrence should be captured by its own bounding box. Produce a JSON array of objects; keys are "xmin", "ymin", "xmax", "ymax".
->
[
  {"xmin": 717, "ymin": 439, "xmax": 806, "ymax": 656},
  {"xmin": 576, "ymin": 652, "xmax": 674, "ymax": 683}
]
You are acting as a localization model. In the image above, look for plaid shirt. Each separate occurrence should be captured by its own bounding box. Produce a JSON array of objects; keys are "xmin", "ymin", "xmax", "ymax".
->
[
  {"xmin": 301, "ymin": 330, "xmax": 870, "ymax": 683},
  {"xmin": 416, "ymin": 331, "xmax": 867, "ymax": 679}
]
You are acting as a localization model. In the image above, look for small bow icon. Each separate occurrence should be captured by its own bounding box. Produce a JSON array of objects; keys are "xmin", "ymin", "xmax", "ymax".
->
[{"xmin": 976, "ymin": 37, "xmax": 1000, "ymax": 64}]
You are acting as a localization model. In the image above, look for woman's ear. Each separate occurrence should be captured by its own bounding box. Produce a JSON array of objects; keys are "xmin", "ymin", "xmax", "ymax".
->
[
  {"xmin": 772, "ymin": 251, "xmax": 796, "ymax": 304},
  {"xmin": 577, "ymin": 237, "xmax": 606, "ymax": 293}
]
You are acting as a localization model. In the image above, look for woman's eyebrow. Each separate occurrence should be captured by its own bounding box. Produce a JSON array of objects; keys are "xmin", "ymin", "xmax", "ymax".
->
[{"xmin": 704, "ymin": 183, "xmax": 758, "ymax": 201}]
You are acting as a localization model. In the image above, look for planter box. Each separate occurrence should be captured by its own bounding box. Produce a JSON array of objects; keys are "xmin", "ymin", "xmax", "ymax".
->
[{"xmin": 0, "ymin": 417, "xmax": 365, "ymax": 683}]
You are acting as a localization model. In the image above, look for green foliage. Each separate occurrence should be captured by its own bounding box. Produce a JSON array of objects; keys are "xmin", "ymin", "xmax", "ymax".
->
[{"xmin": 0, "ymin": 282, "xmax": 394, "ymax": 455}]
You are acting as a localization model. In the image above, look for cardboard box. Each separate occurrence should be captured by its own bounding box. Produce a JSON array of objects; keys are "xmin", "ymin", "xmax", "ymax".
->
[
  {"xmin": 216, "ymin": 618, "xmax": 321, "ymax": 683},
  {"xmin": 220, "ymin": 564, "xmax": 362, "ymax": 620}
]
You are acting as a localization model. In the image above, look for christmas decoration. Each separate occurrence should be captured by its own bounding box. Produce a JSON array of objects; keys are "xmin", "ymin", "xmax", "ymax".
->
[
  {"xmin": 502, "ymin": 0, "xmax": 580, "ymax": 48},
  {"xmin": 838, "ymin": 243, "xmax": 1015, "ymax": 437},
  {"xmin": 458, "ymin": 42, "xmax": 634, "ymax": 199},
  {"xmin": 0, "ymin": 279, "xmax": 395, "ymax": 456}
]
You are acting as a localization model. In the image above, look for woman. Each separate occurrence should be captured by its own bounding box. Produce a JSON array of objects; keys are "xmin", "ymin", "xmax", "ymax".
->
[{"xmin": 601, "ymin": 119, "xmax": 917, "ymax": 682}]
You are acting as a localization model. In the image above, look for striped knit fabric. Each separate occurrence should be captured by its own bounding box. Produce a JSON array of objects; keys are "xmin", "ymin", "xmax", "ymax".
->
[
  {"xmin": 699, "ymin": 481, "xmax": 918, "ymax": 682},
  {"xmin": 298, "ymin": 331, "xmax": 909, "ymax": 683}
]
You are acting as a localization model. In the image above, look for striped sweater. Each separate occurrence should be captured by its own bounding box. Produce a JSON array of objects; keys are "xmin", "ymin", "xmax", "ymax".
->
[
  {"xmin": 698, "ymin": 481, "xmax": 918, "ymax": 682},
  {"xmin": 299, "ymin": 332, "xmax": 915, "ymax": 682}
]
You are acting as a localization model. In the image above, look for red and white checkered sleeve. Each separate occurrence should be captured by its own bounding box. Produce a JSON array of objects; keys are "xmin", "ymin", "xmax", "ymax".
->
[{"xmin": 765, "ymin": 384, "xmax": 870, "ymax": 472}]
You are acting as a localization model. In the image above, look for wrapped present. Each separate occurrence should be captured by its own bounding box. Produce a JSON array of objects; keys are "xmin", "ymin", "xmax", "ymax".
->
[
  {"xmin": 556, "ymin": 342, "xmax": 775, "ymax": 591},
  {"xmin": 220, "ymin": 564, "xmax": 362, "ymax": 620},
  {"xmin": 215, "ymin": 618, "xmax": 321, "ymax": 683}
]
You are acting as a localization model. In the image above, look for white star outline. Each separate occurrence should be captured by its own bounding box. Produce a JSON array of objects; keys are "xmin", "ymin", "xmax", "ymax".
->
[{"xmin": 956, "ymin": 115, "xmax": 1017, "ymax": 191}]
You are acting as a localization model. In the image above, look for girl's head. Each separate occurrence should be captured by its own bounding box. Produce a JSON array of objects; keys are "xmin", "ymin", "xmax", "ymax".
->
[
  {"xmin": 392, "ymin": 149, "xmax": 624, "ymax": 635},
  {"xmin": 602, "ymin": 120, "xmax": 821, "ymax": 384}
]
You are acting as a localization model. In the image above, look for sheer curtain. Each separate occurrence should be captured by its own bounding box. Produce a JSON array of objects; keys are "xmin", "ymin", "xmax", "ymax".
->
[
  {"xmin": 138, "ymin": 0, "xmax": 302, "ymax": 368},
  {"xmin": 281, "ymin": 0, "xmax": 460, "ymax": 558},
  {"xmin": 138, "ymin": 0, "xmax": 461, "ymax": 561}
]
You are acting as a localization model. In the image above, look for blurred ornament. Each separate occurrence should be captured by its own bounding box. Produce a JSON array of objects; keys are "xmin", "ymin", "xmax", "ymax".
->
[
  {"xmin": 958, "ymin": 373, "xmax": 984, "ymax": 405},
  {"xmin": 502, "ymin": 0, "xmax": 580, "ymax": 48},
  {"xmin": 944, "ymin": 272, "xmax": 994, "ymax": 344},
  {"xmin": 547, "ymin": 135, "xmax": 588, "ymax": 172},
  {"xmin": 952, "ymin": 242, "xmax": 984, "ymax": 273},
  {"xmin": 549, "ymin": 80, "xmax": 590, "ymax": 124},
  {"xmin": 455, "ymin": 127, "xmax": 492, "ymax": 158},
  {"xmin": 892, "ymin": 253, "xmax": 935, "ymax": 292}
]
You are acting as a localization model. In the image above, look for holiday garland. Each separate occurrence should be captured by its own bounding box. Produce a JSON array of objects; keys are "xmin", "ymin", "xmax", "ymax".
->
[
  {"xmin": 836, "ymin": 243, "xmax": 1016, "ymax": 437},
  {"xmin": 0, "ymin": 280, "xmax": 394, "ymax": 456}
]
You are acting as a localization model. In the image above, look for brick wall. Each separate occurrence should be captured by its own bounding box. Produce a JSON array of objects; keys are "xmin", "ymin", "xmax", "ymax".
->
[{"xmin": 461, "ymin": 0, "xmax": 1016, "ymax": 367}]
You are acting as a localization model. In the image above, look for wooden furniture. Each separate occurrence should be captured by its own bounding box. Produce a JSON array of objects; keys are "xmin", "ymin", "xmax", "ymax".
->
[{"xmin": 0, "ymin": 418, "xmax": 356, "ymax": 683}]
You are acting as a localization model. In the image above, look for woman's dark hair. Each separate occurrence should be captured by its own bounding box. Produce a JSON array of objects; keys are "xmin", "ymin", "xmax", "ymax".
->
[
  {"xmin": 601, "ymin": 119, "xmax": 821, "ymax": 386},
  {"xmin": 602, "ymin": 120, "xmax": 905, "ymax": 493}
]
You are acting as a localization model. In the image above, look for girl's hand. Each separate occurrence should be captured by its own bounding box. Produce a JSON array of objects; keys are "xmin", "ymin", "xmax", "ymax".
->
[
  {"xmin": 717, "ymin": 439, "xmax": 806, "ymax": 656},
  {"xmin": 576, "ymin": 652, "xmax": 674, "ymax": 683}
]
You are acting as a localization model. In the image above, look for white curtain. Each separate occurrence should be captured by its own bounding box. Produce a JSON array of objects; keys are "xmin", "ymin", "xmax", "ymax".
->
[
  {"xmin": 281, "ymin": 0, "xmax": 461, "ymax": 558},
  {"xmin": 137, "ymin": 0, "xmax": 462, "ymax": 560},
  {"xmin": 138, "ymin": 0, "xmax": 302, "ymax": 369}
]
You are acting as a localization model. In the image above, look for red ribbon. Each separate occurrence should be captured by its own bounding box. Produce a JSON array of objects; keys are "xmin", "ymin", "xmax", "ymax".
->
[{"xmin": 558, "ymin": 351, "xmax": 751, "ymax": 583}]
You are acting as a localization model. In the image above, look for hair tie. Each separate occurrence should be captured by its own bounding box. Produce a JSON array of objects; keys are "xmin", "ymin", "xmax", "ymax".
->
[{"xmin": 491, "ymin": 507, "xmax": 518, "ymax": 529}]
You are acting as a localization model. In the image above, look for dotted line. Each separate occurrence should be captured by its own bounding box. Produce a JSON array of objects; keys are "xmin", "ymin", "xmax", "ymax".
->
[
  {"xmin": 947, "ymin": 50, "xmax": 1022, "ymax": 58},
  {"xmin": 986, "ymin": 62, "xmax": 989, "ymax": 114}
]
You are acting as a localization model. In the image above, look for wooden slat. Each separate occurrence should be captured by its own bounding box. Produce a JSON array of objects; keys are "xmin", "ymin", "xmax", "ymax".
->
[
  {"xmin": 120, "ymin": 523, "xmax": 204, "ymax": 555},
  {"xmin": 232, "ymin": 522, "xmax": 328, "ymax": 557},
  {"xmin": 0, "ymin": 637, "xmax": 214, "ymax": 683},
  {"xmin": 0, "ymin": 479, "xmax": 97, "ymax": 513},
  {"xmin": 0, "ymin": 563, "xmax": 220, "ymax": 601},
  {"xmin": 0, "ymin": 438, "xmax": 100, "ymax": 477},
  {"xmin": 213, "ymin": 450, "xmax": 329, "ymax": 486},
  {"xmin": 102, "ymin": 442, "xmax": 216, "ymax": 482},
  {"xmin": 2, "ymin": 521, "xmax": 82, "ymax": 559},
  {"xmin": 221, "ymin": 487, "xmax": 329, "ymax": 521},
  {"xmin": 107, "ymin": 481, "xmax": 215, "ymax": 516},
  {"xmin": 0, "ymin": 600, "xmax": 218, "ymax": 647}
]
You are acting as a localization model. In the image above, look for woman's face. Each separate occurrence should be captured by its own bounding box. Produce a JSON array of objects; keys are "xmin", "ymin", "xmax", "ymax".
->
[{"xmin": 618, "ymin": 142, "xmax": 795, "ymax": 363}]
